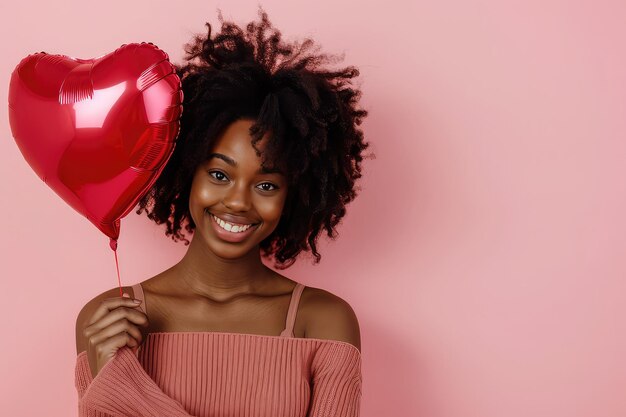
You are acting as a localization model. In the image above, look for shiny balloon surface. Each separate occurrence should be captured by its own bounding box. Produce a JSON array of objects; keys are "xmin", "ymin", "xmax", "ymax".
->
[{"xmin": 8, "ymin": 42, "xmax": 183, "ymax": 248}]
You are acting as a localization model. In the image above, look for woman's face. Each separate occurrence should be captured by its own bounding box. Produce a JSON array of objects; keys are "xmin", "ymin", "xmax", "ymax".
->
[{"xmin": 188, "ymin": 118, "xmax": 288, "ymax": 258}]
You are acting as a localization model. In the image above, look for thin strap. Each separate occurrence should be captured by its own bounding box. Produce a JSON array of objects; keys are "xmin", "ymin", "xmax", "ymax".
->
[
  {"xmin": 130, "ymin": 282, "xmax": 147, "ymax": 315},
  {"xmin": 280, "ymin": 283, "xmax": 305, "ymax": 338}
]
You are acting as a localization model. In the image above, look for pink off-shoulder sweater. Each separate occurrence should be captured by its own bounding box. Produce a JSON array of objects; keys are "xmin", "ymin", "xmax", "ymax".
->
[{"xmin": 75, "ymin": 282, "xmax": 362, "ymax": 417}]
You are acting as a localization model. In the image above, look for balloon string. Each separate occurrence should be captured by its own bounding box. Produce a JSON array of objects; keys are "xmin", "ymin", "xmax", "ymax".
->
[
  {"xmin": 110, "ymin": 238, "xmax": 123, "ymax": 297},
  {"xmin": 115, "ymin": 247, "xmax": 123, "ymax": 297}
]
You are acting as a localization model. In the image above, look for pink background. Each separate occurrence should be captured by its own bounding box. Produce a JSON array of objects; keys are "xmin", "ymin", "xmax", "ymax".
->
[{"xmin": 1, "ymin": 1, "xmax": 625, "ymax": 416}]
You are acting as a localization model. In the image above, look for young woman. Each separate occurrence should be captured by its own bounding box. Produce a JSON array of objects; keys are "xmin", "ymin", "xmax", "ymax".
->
[{"xmin": 75, "ymin": 7, "xmax": 371, "ymax": 417}]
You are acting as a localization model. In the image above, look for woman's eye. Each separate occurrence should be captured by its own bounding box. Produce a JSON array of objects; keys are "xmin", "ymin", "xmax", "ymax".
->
[
  {"xmin": 208, "ymin": 170, "xmax": 228, "ymax": 181},
  {"xmin": 257, "ymin": 182, "xmax": 279, "ymax": 192}
]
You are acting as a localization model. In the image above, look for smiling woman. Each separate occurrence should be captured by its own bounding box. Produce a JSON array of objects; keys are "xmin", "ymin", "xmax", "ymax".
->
[
  {"xmin": 75, "ymin": 5, "xmax": 371, "ymax": 417},
  {"xmin": 190, "ymin": 119, "xmax": 287, "ymax": 249},
  {"xmin": 132, "ymin": 7, "xmax": 372, "ymax": 269}
]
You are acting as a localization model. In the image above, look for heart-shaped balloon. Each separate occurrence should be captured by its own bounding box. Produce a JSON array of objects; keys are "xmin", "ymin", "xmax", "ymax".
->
[{"xmin": 8, "ymin": 42, "xmax": 183, "ymax": 250}]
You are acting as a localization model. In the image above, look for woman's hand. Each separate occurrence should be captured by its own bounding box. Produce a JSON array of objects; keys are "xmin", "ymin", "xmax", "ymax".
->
[{"xmin": 82, "ymin": 293, "xmax": 149, "ymax": 379}]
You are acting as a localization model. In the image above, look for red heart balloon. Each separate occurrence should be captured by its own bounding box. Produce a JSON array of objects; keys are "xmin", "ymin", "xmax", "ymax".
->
[{"xmin": 8, "ymin": 42, "xmax": 183, "ymax": 250}]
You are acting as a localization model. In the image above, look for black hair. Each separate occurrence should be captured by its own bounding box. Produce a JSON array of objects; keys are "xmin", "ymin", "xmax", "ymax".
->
[{"xmin": 135, "ymin": 6, "xmax": 373, "ymax": 269}]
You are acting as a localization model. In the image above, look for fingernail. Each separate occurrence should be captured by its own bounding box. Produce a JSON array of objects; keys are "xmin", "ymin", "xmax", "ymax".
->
[
  {"xmin": 122, "ymin": 293, "xmax": 130, "ymax": 298},
  {"xmin": 133, "ymin": 299, "xmax": 142, "ymax": 304}
]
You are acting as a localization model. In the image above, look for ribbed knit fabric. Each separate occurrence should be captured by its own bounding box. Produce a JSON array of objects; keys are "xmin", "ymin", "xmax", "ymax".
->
[{"xmin": 74, "ymin": 282, "xmax": 362, "ymax": 417}]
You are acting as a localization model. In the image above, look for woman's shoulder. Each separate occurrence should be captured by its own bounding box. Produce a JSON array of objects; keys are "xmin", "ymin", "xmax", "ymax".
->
[{"xmin": 300, "ymin": 285, "xmax": 362, "ymax": 353}]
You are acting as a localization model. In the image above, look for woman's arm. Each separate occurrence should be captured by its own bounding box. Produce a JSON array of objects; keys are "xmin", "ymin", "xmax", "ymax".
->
[
  {"xmin": 308, "ymin": 343, "xmax": 362, "ymax": 417},
  {"xmin": 76, "ymin": 347, "xmax": 194, "ymax": 417},
  {"xmin": 305, "ymin": 291, "xmax": 363, "ymax": 417}
]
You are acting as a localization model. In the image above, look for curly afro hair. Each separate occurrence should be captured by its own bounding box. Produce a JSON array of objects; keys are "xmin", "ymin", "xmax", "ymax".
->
[{"xmin": 135, "ymin": 6, "xmax": 373, "ymax": 269}]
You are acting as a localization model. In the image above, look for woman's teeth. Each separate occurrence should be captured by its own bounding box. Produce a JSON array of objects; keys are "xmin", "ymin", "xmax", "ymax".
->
[{"xmin": 212, "ymin": 214, "xmax": 253, "ymax": 233}]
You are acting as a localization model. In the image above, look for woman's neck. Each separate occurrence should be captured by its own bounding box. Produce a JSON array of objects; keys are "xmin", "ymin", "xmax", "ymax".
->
[{"xmin": 170, "ymin": 233, "xmax": 273, "ymax": 302}]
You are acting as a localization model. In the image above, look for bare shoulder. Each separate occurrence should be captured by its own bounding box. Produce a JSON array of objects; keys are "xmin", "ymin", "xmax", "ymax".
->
[
  {"xmin": 301, "ymin": 285, "xmax": 361, "ymax": 353},
  {"xmin": 75, "ymin": 285, "xmax": 137, "ymax": 355}
]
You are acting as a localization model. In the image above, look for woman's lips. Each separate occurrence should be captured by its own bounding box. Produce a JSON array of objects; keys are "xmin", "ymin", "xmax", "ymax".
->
[{"xmin": 208, "ymin": 212, "xmax": 259, "ymax": 243}]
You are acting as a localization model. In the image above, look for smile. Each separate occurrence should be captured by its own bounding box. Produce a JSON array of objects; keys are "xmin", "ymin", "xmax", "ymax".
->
[
  {"xmin": 211, "ymin": 214, "xmax": 254, "ymax": 233},
  {"xmin": 207, "ymin": 211, "xmax": 260, "ymax": 243}
]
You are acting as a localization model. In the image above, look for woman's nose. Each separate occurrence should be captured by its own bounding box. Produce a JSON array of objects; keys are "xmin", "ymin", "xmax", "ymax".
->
[{"xmin": 222, "ymin": 182, "xmax": 251, "ymax": 211}]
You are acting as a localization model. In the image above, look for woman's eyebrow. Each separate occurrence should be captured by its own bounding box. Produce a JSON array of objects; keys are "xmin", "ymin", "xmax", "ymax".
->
[
  {"xmin": 208, "ymin": 153, "xmax": 236, "ymax": 167},
  {"xmin": 207, "ymin": 153, "xmax": 284, "ymax": 175}
]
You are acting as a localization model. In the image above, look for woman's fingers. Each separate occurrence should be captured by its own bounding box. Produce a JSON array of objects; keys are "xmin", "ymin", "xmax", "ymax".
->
[
  {"xmin": 84, "ymin": 296, "xmax": 146, "ymax": 338},
  {"xmin": 89, "ymin": 317, "xmax": 145, "ymax": 351},
  {"xmin": 84, "ymin": 293, "xmax": 151, "ymax": 378}
]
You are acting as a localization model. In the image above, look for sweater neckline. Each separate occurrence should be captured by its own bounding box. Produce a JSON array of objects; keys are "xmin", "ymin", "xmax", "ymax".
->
[{"xmin": 146, "ymin": 331, "xmax": 361, "ymax": 357}]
